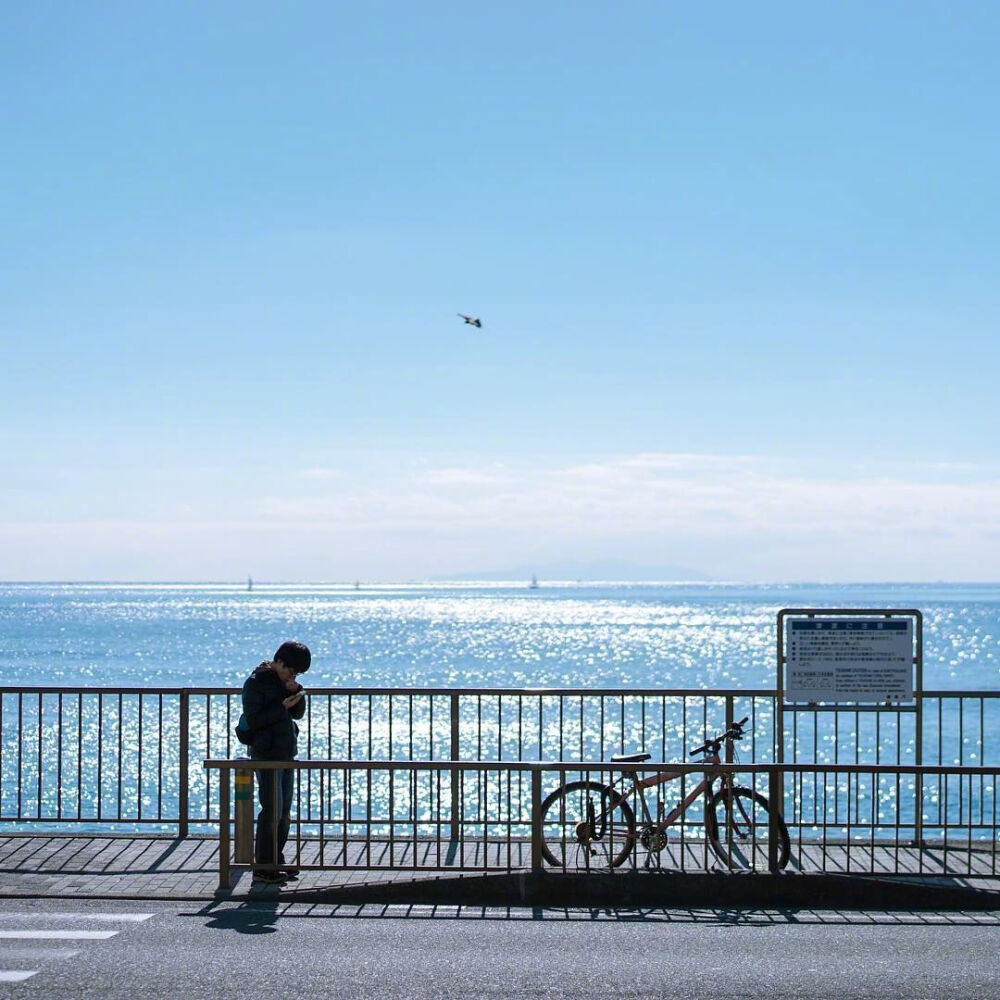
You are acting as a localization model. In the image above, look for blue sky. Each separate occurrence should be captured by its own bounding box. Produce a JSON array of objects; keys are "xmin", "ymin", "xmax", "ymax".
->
[{"xmin": 2, "ymin": 2, "xmax": 998, "ymax": 581}]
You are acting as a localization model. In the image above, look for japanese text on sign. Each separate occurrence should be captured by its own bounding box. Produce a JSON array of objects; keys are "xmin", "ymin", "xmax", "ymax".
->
[{"xmin": 784, "ymin": 618, "xmax": 914, "ymax": 702}]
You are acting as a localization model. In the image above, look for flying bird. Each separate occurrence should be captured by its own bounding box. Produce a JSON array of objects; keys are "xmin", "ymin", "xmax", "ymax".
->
[{"xmin": 458, "ymin": 313, "xmax": 482, "ymax": 328}]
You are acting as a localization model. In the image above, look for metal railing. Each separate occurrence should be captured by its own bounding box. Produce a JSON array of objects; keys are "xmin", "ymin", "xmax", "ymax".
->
[
  {"xmin": 2, "ymin": 685, "xmax": 999, "ymax": 834},
  {"xmin": 203, "ymin": 758, "xmax": 1000, "ymax": 888}
]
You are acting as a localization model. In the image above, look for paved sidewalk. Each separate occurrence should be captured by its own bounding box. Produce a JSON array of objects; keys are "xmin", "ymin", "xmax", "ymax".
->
[
  {"xmin": 1, "ymin": 834, "xmax": 998, "ymax": 910},
  {"xmin": 0, "ymin": 834, "xmax": 411, "ymax": 900}
]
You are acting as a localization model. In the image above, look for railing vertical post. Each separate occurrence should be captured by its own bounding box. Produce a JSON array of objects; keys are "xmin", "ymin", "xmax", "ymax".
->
[
  {"xmin": 914, "ymin": 611, "xmax": 924, "ymax": 848},
  {"xmin": 724, "ymin": 695, "xmax": 734, "ymax": 763},
  {"xmin": 915, "ymin": 770, "xmax": 925, "ymax": 850},
  {"xmin": 450, "ymin": 694, "xmax": 460, "ymax": 840},
  {"xmin": 270, "ymin": 768, "xmax": 279, "ymax": 870},
  {"xmin": 178, "ymin": 690, "xmax": 190, "ymax": 838},
  {"xmin": 531, "ymin": 765, "xmax": 543, "ymax": 873},
  {"xmin": 768, "ymin": 766, "xmax": 780, "ymax": 873},
  {"xmin": 218, "ymin": 765, "xmax": 231, "ymax": 889}
]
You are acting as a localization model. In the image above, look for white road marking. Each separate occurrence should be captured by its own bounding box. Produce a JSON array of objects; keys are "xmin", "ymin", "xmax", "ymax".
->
[
  {"xmin": 0, "ymin": 930, "xmax": 118, "ymax": 941},
  {"xmin": 0, "ymin": 948, "xmax": 80, "ymax": 961},
  {"xmin": 0, "ymin": 971, "xmax": 38, "ymax": 983},
  {"xmin": 0, "ymin": 912, "xmax": 153, "ymax": 923},
  {"xmin": 0, "ymin": 913, "xmax": 154, "ymax": 985}
]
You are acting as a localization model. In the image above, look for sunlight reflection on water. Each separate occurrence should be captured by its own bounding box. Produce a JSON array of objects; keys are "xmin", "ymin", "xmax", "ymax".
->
[{"xmin": 0, "ymin": 582, "xmax": 996, "ymax": 691}]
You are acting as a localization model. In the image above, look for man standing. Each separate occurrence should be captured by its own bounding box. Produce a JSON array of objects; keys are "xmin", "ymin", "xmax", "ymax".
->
[{"xmin": 241, "ymin": 640, "xmax": 311, "ymax": 884}]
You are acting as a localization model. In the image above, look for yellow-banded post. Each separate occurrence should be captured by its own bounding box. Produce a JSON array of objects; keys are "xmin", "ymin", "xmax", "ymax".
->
[{"xmin": 234, "ymin": 764, "xmax": 254, "ymax": 865}]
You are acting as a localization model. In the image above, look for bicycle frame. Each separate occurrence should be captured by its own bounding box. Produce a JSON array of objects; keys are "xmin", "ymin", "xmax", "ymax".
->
[{"xmin": 616, "ymin": 753, "xmax": 727, "ymax": 834}]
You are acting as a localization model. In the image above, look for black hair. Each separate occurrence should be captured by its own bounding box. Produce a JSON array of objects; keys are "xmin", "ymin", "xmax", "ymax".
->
[{"xmin": 274, "ymin": 640, "xmax": 311, "ymax": 674}]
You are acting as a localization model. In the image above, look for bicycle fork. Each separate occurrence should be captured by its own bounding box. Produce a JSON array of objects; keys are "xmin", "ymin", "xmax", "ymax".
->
[
  {"xmin": 579, "ymin": 796, "xmax": 597, "ymax": 848},
  {"xmin": 715, "ymin": 777, "xmax": 754, "ymax": 839}
]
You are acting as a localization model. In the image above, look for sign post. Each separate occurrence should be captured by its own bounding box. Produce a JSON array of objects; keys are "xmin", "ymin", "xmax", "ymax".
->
[{"xmin": 776, "ymin": 608, "xmax": 923, "ymax": 842}]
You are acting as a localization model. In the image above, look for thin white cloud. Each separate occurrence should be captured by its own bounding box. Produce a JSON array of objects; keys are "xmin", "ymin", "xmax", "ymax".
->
[
  {"xmin": 423, "ymin": 467, "xmax": 509, "ymax": 486},
  {"xmin": 298, "ymin": 467, "xmax": 342, "ymax": 480},
  {"xmin": 4, "ymin": 453, "xmax": 999, "ymax": 579},
  {"xmin": 254, "ymin": 452, "xmax": 1000, "ymax": 537}
]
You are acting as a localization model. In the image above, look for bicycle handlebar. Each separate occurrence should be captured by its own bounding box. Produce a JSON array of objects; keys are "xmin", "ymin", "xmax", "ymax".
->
[{"xmin": 688, "ymin": 716, "xmax": 750, "ymax": 757}]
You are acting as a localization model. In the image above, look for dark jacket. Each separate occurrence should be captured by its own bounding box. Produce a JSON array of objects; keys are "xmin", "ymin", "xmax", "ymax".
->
[{"xmin": 241, "ymin": 663, "xmax": 307, "ymax": 761}]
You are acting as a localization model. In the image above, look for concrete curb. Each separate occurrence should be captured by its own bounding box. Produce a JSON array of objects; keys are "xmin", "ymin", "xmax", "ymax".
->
[
  {"xmin": 0, "ymin": 873, "xmax": 996, "ymax": 911},
  {"xmin": 248, "ymin": 872, "xmax": 1000, "ymax": 911}
]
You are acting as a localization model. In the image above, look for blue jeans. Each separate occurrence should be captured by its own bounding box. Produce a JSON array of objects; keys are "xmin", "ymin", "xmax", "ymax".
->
[{"xmin": 253, "ymin": 766, "xmax": 295, "ymax": 867}]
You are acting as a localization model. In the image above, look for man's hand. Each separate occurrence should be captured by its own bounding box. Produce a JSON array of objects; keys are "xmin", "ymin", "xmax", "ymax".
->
[{"xmin": 282, "ymin": 690, "xmax": 304, "ymax": 709}]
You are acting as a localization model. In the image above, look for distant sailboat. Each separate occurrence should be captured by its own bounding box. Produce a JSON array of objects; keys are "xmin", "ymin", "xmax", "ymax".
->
[{"xmin": 529, "ymin": 574, "xmax": 539, "ymax": 589}]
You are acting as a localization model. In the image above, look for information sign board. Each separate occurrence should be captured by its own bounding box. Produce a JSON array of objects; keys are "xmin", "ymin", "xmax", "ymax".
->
[{"xmin": 784, "ymin": 618, "xmax": 914, "ymax": 703}]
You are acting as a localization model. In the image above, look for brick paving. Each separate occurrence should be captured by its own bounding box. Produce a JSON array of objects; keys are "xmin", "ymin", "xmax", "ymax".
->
[
  {"xmin": 0, "ymin": 835, "xmax": 223, "ymax": 898},
  {"xmin": 1, "ymin": 833, "xmax": 997, "ymax": 903},
  {"xmin": 0, "ymin": 834, "xmax": 531, "ymax": 900}
]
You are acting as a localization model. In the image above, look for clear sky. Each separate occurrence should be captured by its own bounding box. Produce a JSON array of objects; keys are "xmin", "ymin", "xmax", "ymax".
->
[{"xmin": 2, "ymin": 1, "xmax": 998, "ymax": 581}]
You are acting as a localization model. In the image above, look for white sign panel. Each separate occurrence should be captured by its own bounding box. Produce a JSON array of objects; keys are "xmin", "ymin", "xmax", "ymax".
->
[{"xmin": 785, "ymin": 618, "xmax": 914, "ymax": 702}]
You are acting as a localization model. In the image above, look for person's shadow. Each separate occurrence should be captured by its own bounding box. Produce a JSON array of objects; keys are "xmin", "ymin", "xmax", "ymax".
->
[{"xmin": 201, "ymin": 901, "xmax": 280, "ymax": 935}]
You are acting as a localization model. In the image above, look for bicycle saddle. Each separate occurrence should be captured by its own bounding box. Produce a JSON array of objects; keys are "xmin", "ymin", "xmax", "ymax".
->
[{"xmin": 610, "ymin": 752, "xmax": 651, "ymax": 763}]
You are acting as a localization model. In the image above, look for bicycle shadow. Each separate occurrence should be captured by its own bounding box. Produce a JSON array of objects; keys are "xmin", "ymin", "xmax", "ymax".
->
[{"xmin": 558, "ymin": 904, "xmax": 1000, "ymax": 926}]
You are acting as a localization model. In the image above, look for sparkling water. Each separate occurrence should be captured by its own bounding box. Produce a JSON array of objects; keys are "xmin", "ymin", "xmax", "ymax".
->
[
  {"xmin": 0, "ymin": 582, "xmax": 996, "ymax": 835},
  {"xmin": 0, "ymin": 581, "xmax": 996, "ymax": 690}
]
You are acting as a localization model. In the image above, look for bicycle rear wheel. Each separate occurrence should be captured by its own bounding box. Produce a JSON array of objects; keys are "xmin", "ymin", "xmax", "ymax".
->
[
  {"xmin": 706, "ymin": 785, "xmax": 790, "ymax": 871},
  {"xmin": 539, "ymin": 780, "xmax": 636, "ymax": 870}
]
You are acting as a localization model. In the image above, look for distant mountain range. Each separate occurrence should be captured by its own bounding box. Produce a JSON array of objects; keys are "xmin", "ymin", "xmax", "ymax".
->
[{"xmin": 434, "ymin": 560, "xmax": 710, "ymax": 582}]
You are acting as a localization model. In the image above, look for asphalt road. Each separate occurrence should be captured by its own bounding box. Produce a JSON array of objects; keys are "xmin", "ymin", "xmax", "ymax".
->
[{"xmin": 1, "ymin": 898, "xmax": 998, "ymax": 998}]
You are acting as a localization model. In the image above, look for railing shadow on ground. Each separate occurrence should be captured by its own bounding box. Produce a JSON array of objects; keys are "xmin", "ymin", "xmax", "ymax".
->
[
  {"xmin": 0, "ymin": 834, "xmax": 217, "ymax": 876},
  {"xmin": 0, "ymin": 829, "xmax": 996, "ymax": 914},
  {"xmin": 187, "ymin": 900, "xmax": 1000, "ymax": 929}
]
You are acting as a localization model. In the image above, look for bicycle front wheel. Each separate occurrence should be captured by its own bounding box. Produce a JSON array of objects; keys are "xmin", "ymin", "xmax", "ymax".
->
[
  {"xmin": 539, "ymin": 780, "xmax": 636, "ymax": 870},
  {"xmin": 707, "ymin": 785, "xmax": 790, "ymax": 871}
]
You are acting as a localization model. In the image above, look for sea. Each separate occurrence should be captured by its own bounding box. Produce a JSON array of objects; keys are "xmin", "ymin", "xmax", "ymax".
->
[
  {"xmin": 1, "ymin": 582, "xmax": 996, "ymax": 831},
  {"xmin": 0, "ymin": 581, "xmax": 996, "ymax": 691}
]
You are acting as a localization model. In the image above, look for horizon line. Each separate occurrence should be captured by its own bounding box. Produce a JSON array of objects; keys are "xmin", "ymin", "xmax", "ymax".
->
[{"xmin": 1, "ymin": 579, "xmax": 998, "ymax": 587}]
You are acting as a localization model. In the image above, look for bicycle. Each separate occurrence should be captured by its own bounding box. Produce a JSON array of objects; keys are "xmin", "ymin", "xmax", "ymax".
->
[{"xmin": 538, "ymin": 716, "xmax": 791, "ymax": 871}]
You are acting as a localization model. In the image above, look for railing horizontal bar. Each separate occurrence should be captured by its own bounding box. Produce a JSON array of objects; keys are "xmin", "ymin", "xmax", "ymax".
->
[
  {"xmin": 4, "ymin": 685, "xmax": 997, "ymax": 698},
  {"xmin": 784, "ymin": 705, "xmax": 919, "ymax": 713},
  {"xmin": 1, "ymin": 685, "xmax": 781, "ymax": 697},
  {"xmin": 0, "ymin": 817, "xmax": 174, "ymax": 825},
  {"xmin": 203, "ymin": 759, "xmax": 1000, "ymax": 777}
]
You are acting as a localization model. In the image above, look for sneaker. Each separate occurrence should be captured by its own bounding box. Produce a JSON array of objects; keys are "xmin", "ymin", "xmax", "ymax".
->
[
  {"xmin": 251, "ymin": 870, "xmax": 287, "ymax": 885},
  {"xmin": 278, "ymin": 856, "xmax": 299, "ymax": 880}
]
